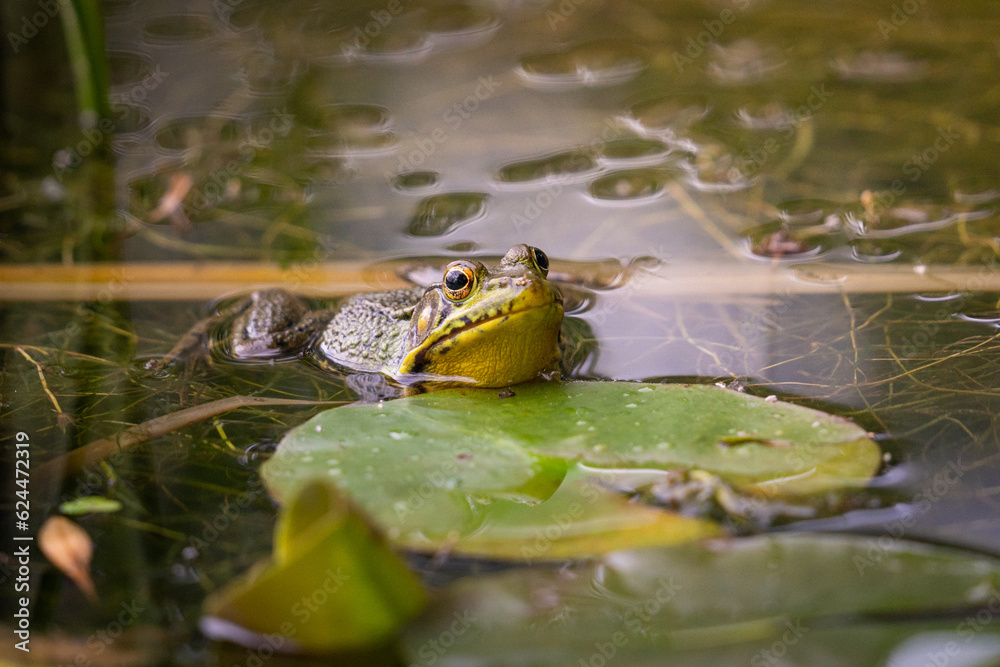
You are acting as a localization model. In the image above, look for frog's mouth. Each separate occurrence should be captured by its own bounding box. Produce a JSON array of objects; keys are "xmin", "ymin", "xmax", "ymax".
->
[
  {"xmin": 438, "ymin": 297, "xmax": 563, "ymax": 342},
  {"xmin": 400, "ymin": 299, "xmax": 564, "ymax": 385}
]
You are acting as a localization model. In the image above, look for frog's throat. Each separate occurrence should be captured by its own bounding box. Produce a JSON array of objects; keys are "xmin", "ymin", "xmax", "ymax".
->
[{"xmin": 396, "ymin": 301, "xmax": 564, "ymax": 387}]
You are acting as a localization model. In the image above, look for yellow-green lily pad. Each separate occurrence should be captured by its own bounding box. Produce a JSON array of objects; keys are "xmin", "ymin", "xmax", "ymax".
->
[
  {"xmin": 201, "ymin": 480, "xmax": 426, "ymax": 652},
  {"xmin": 263, "ymin": 381, "xmax": 881, "ymax": 558}
]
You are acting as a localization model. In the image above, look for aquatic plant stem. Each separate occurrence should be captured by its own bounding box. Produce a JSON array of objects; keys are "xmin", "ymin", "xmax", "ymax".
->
[
  {"xmin": 35, "ymin": 396, "xmax": 343, "ymax": 497},
  {"xmin": 60, "ymin": 0, "xmax": 110, "ymax": 125},
  {"xmin": 2, "ymin": 261, "xmax": 999, "ymax": 300},
  {"xmin": 15, "ymin": 346, "xmax": 64, "ymax": 416}
]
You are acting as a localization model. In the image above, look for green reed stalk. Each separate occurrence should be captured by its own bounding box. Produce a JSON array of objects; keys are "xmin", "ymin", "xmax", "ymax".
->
[{"xmin": 60, "ymin": 0, "xmax": 109, "ymax": 126}]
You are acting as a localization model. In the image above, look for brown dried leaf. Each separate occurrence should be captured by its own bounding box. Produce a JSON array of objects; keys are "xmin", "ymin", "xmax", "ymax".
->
[{"xmin": 39, "ymin": 515, "xmax": 98, "ymax": 602}]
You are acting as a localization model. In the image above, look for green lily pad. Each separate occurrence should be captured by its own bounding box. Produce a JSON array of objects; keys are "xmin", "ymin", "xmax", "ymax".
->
[
  {"xmin": 264, "ymin": 381, "xmax": 881, "ymax": 558},
  {"xmin": 400, "ymin": 534, "xmax": 1000, "ymax": 665},
  {"xmin": 453, "ymin": 464, "xmax": 723, "ymax": 560},
  {"xmin": 201, "ymin": 480, "xmax": 426, "ymax": 652}
]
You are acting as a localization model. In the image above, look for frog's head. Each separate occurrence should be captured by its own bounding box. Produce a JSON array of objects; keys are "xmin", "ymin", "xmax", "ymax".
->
[{"xmin": 396, "ymin": 244, "xmax": 563, "ymax": 387}]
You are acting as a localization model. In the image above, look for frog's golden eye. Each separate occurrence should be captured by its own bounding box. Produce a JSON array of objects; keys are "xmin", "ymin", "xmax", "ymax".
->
[
  {"xmin": 530, "ymin": 247, "xmax": 549, "ymax": 276},
  {"xmin": 443, "ymin": 262, "xmax": 477, "ymax": 301}
]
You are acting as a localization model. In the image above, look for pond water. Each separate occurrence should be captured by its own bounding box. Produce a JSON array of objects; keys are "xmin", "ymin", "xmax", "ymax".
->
[{"xmin": 3, "ymin": 0, "xmax": 1000, "ymax": 664}]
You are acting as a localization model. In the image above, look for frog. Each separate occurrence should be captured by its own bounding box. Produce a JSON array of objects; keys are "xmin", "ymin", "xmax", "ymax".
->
[{"xmin": 226, "ymin": 244, "xmax": 567, "ymax": 388}]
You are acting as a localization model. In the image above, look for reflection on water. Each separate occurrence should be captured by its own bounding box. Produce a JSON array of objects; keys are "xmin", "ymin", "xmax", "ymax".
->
[
  {"xmin": 407, "ymin": 191, "xmax": 489, "ymax": 235},
  {"xmin": 3, "ymin": 0, "xmax": 1000, "ymax": 662},
  {"xmin": 516, "ymin": 40, "xmax": 647, "ymax": 89},
  {"xmin": 79, "ymin": 0, "xmax": 998, "ymax": 263}
]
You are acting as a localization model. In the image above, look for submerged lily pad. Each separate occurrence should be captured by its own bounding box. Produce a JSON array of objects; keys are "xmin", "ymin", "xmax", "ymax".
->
[
  {"xmin": 264, "ymin": 382, "xmax": 880, "ymax": 558},
  {"xmin": 204, "ymin": 524, "xmax": 1000, "ymax": 660},
  {"xmin": 400, "ymin": 534, "xmax": 1000, "ymax": 665}
]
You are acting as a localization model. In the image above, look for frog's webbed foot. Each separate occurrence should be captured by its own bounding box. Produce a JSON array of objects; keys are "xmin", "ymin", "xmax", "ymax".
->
[
  {"xmin": 559, "ymin": 316, "xmax": 598, "ymax": 378},
  {"xmin": 346, "ymin": 372, "xmax": 404, "ymax": 403},
  {"xmin": 649, "ymin": 470, "xmax": 816, "ymax": 532}
]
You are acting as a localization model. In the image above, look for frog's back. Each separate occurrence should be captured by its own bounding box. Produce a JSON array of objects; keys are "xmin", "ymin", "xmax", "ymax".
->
[{"xmin": 316, "ymin": 286, "xmax": 424, "ymax": 373}]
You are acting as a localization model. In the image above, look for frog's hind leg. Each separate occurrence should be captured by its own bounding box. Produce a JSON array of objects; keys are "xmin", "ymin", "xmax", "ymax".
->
[
  {"xmin": 146, "ymin": 298, "xmax": 248, "ymax": 372},
  {"xmin": 230, "ymin": 289, "xmax": 316, "ymax": 359}
]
